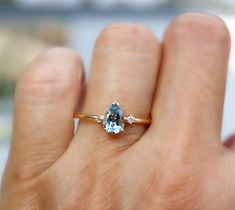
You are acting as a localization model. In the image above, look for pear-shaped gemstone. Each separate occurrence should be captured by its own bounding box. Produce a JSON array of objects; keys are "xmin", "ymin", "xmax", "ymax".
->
[{"xmin": 103, "ymin": 102, "xmax": 125, "ymax": 134}]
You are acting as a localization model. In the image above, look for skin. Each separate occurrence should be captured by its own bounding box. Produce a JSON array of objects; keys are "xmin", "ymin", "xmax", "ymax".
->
[{"xmin": 0, "ymin": 13, "xmax": 234, "ymax": 210}]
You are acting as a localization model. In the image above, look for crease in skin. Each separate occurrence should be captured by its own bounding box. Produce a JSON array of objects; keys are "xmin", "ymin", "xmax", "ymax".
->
[{"xmin": 15, "ymin": 77, "xmax": 81, "ymax": 104}]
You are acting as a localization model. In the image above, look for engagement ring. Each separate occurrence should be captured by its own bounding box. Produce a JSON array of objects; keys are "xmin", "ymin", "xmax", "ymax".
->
[{"xmin": 74, "ymin": 102, "xmax": 151, "ymax": 134}]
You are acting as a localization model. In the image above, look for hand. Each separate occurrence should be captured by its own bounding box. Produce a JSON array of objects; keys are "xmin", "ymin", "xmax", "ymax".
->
[{"xmin": 0, "ymin": 13, "xmax": 233, "ymax": 210}]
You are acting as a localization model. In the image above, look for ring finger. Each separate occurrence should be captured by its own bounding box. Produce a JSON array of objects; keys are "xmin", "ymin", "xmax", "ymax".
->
[{"xmin": 71, "ymin": 23, "xmax": 161, "ymax": 154}]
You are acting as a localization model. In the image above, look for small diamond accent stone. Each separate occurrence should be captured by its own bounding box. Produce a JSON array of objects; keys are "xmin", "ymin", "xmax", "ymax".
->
[
  {"xmin": 127, "ymin": 114, "xmax": 135, "ymax": 124},
  {"xmin": 94, "ymin": 115, "xmax": 103, "ymax": 123},
  {"xmin": 103, "ymin": 102, "xmax": 124, "ymax": 134}
]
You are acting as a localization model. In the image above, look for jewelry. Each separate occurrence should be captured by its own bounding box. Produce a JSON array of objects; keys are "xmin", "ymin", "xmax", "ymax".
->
[{"xmin": 74, "ymin": 102, "xmax": 151, "ymax": 134}]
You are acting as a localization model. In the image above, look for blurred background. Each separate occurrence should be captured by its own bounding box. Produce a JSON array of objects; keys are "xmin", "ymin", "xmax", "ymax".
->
[{"xmin": 0, "ymin": 0, "xmax": 234, "ymax": 180}]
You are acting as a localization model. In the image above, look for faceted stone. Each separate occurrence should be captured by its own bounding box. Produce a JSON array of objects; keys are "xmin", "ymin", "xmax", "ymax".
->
[
  {"xmin": 126, "ymin": 114, "xmax": 135, "ymax": 124},
  {"xmin": 103, "ymin": 102, "xmax": 125, "ymax": 134}
]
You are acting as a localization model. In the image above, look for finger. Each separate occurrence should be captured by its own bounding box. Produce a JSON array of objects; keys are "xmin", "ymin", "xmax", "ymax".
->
[
  {"xmin": 73, "ymin": 23, "xmax": 160, "ymax": 151},
  {"xmin": 151, "ymin": 14, "xmax": 230, "ymax": 147},
  {"xmin": 4, "ymin": 48, "xmax": 85, "ymax": 182},
  {"xmin": 224, "ymin": 134, "xmax": 235, "ymax": 152}
]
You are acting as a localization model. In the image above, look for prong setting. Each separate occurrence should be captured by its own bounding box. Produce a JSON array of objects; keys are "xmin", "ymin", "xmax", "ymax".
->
[
  {"xmin": 126, "ymin": 114, "xmax": 136, "ymax": 124},
  {"xmin": 94, "ymin": 115, "xmax": 104, "ymax": 123}
]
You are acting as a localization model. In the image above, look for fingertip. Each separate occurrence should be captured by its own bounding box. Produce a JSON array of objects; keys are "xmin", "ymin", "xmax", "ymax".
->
[
  {"xmin": 224, "ymin": 134, "xmax": 235, "ymax": 149},
  {"xmin": 165, "ymin": 13, "xmax": 230, "ymax": 54},
  {"xmin": 96, "ymin": 23, "xmax": 160, "ymax": 54}
]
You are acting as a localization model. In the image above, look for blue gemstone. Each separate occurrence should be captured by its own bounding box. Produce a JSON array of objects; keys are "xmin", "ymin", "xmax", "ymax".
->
[{"xmin": 103, "ymin": 102, "xmax": 125, "ymax": 134}]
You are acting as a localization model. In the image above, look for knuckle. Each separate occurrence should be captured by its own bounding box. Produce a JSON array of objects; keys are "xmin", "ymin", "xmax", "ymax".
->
[
  {"xmin": 168, "ymin": 13, "xmax": 230, "ymax": 48},
  {"xmin": 97, "ymin": 23, "xmax": 159, "ymax": 52},
  {"xmin": 16, "ymin": 48, "xmax": 82, "ymax": 100}
]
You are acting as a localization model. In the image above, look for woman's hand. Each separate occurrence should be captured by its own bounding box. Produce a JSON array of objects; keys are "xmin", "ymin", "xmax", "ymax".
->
[{"xmin": 0, "ymin": 13, "xmax": 233, "ymax": 210}]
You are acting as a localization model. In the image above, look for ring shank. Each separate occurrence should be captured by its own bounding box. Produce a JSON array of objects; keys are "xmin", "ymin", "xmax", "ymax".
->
[
  {"xmin": 74, "ymin": 114, "xmax": 103, "ymax": 123},
  {"xmin": 130, "ymin": 117, "xmax": 151, "ymax": 124}
]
